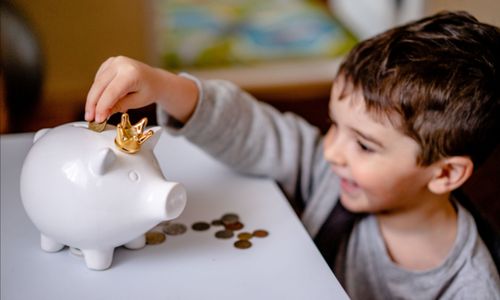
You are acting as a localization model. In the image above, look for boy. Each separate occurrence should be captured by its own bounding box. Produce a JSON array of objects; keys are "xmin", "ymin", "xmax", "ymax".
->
[{"xmin": 85, "ymin": 11, "xmax": 499, "ymax": 299}]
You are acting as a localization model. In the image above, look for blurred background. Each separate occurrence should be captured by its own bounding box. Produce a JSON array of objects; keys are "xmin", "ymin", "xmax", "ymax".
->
[
  {"xmin": 1, "ymin": 0, "xmax": 499, "ymax": 231},
  {"xmin": 1, "ymin": 0, "xmax": 499, "ymax": 134}
]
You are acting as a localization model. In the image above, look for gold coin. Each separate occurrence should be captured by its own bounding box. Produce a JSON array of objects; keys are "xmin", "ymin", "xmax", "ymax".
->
[
  {"xmin": 234, "ymin": 240, "xmax": 252, "ymax": 249},
  {"xmin": 163, "ymin": 223, "xmax": 187, "ymax": 235},
  {"xmin": 215, "ymin": 229, "xmax": 234, "ymax": 239},
  {"xmin": 191, "ymin": 221, "xmax": 210, "ymax": 231},
  {"xmin": 225, "ymin": 221, "xmax": 244, "ymax": 231},
  {"xmin": 253, "ymin": 229, "xmax": 269, "ymax": 238},
  {"xmin": 88, "ymin": 120, "xmax": 107, "ymax": 132},
  {"xmin": 237, "ymin": 232, "xmax": 253, "ymax": 240},
  {"xmin": 146, "ymin": 231, "xmax": 166, "ymax": 245},
  {"xmin": 221, "ymin": 213, "xmax": 239, "ymax": 225}
]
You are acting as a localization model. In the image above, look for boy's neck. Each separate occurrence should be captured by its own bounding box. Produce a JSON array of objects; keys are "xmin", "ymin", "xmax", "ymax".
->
[
  {"xmin": 376, "ymin": 192, "xmax": 456, "ymax": 232},
  {"xmin": 376, "ymin": 192, "xmax": 458, "ymax": 270}
]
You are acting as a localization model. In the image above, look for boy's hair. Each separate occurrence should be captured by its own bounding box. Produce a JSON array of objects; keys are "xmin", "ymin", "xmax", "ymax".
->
[{"xmin": 336, "ymin": 11, "xmax": 500, "ymax": 166}]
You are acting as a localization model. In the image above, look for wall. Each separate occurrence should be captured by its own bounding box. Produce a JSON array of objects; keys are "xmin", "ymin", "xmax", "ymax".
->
[
  {"xmin": 6, "ymin": 0, "xmax": 500, "ymax": 132},
  {"xmin": 425, "ymin": 0, "xmax": 500, "ymax": 26},
  {"xmin": 11, "ymin": 0, "xmax": 154, "ymax": 106}
]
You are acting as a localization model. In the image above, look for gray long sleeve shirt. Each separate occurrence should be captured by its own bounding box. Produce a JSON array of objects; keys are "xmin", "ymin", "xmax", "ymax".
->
[{"xmin": 158, "ymin": 76, "xmax": 500, "ymax": 299}]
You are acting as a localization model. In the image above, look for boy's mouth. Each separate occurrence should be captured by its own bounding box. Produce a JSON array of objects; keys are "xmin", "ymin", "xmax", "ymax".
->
[{"xmin": 340, "ymin": 177, "xmax": 362, "ymax": 197}]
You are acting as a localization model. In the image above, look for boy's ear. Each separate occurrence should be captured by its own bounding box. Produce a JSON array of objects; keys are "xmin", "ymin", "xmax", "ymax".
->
[{"xmin": 428, "ymin": 156, "xmax": 474, "ymax": 194}]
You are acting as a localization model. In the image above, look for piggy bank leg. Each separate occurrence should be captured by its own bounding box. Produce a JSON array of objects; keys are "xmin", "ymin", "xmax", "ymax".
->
[
  {"xmin": 69, "ymin": 247, "xmax": 83, "ymax": 257},
  {"xmin": 81, "ymin": 248, "xmax": 114, "ymax": 270},
  {"xmin": 40, "ymin": 234, "xmax": 64, "ymax": 252},
  {"xmin": 124, "ymin": 235, "xmax": 146, "ymax": 250}
]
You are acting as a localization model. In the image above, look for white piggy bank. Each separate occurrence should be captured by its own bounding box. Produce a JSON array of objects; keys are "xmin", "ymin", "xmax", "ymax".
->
[{"xmin": 20, "ymin": 120, "xmax": 187, "ymax": 270}]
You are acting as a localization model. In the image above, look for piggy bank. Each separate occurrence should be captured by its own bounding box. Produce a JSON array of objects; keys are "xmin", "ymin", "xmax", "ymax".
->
[{"xmin": 20, "ymin": 115, "xmax": 187, "ymax": 270}]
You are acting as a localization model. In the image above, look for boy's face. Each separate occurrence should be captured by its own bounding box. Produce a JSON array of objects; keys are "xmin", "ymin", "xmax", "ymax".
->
[{"xmin": 324, "ymin": 83, "xmax": 435, "ymax": 214}]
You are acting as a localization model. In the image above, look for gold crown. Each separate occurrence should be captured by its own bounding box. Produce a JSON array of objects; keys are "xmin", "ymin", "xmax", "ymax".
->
[{"xmin": 114, "ymin": 113, "xmax": 154, "ymax": 154}]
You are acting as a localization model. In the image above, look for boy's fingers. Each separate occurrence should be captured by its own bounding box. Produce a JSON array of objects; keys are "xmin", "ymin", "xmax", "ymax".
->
[
  {"xmin": 95, "ymin": 75, "xmax": 137, "ymax": 123},
  {"xmin": 94, "ymin": 57, "xmax": 116, "ymax": 80},
  {"xmin": 107, "ymin": 92, "xmax": 141, "ymax": 117},
  {"xmin": 84, "ymin": 57, "xmax": 118, "ymax": 121},
  {"xmin": 85, "ymin": 67, "xmax": 119, "ymax": 121}
]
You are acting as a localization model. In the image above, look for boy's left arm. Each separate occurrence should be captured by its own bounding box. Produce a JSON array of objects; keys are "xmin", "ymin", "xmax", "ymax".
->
[{"xmin": 158, "ymin": 76, "xmax": 326, "ymax": 206}]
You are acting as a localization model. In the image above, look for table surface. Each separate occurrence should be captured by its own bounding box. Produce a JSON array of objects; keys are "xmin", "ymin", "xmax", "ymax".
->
[{"xmin": 0, "ymin": 131, "xmax": 348, "ymax": 300}]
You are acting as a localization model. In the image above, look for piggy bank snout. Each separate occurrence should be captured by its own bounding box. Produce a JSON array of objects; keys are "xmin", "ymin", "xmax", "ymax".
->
[{"xmin": 155, "ymin": 181, "xmax": 187, "ymax": 221}]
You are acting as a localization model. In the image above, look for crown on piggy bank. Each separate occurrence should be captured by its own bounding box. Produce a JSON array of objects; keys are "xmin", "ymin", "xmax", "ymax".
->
[{"xmin": 114, "ymin": 113, "xmax": 154, "ymax": 154}]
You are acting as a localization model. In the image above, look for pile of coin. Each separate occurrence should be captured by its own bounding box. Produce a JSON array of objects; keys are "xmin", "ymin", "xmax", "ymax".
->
[
  {"xmin": 144, "ymin": 212, "xmax": 269, "ymax": 250},
  {"xmin": 145, "ymin": 221, "xmax": 188, "ymax": 246},
  {"xmin": 202, "ymin": 213, "xmax": 269, "ymax": 250}
]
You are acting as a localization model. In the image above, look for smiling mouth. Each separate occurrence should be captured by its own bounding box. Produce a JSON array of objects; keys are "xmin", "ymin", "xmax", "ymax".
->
[{"xmin": 340, "ymin": 177, "xmax": 361, "ymax": 196}]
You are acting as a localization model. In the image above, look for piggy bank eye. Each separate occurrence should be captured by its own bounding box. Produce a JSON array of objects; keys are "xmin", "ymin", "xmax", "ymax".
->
[{"xmin": 128, "ymin": 170, "xmax": 140, "ymax": 182}]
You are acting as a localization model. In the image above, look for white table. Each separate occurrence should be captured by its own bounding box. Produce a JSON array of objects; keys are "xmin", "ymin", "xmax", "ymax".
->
[{"xmin": 0, "ymin": 132, "xmax": 348, "ymax": 300}]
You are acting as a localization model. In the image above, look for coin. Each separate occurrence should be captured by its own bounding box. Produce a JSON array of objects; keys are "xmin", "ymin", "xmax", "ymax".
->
[
  {"xmin": 237, "ymin": 232, "xmax": 253, "ymax": 240},
  {"xmin": 225, "ymin": 221, "xmax": 244, "ymax": 231},
  {"xmin": 234, "ymin": 240, "xmax": 252, "ymax": 249},
  {"xmin": 215, "ymin": 229, "xmax": 234, "ymax": 239},
  {"xmin": 191, "ymin": 221, "xmax": 210, "ymax": 231},
  {"xmin": 163, "ymin": 223, "xmax": 187, "ymax": 235},
  {"xmin": 158, "ymin": 220, "xmax": 170, "ymax": 227},
  {"xmin": 146, "ymin": 231, "xmax": 166, "ymax": 245},
  {"xmin": 253, "ymin": 229, "xmax": 269, "ymax": 238},
  {"xmin": 211, "ymin": 219, "xmax": 224, "ymax": 226},
  {"xmin": 221, "ymin": 213, "xmax": 239, "ymax": 225},
  {"xmin": 88, "ymin": 120, "xmax": 107, "ymax": 132}
]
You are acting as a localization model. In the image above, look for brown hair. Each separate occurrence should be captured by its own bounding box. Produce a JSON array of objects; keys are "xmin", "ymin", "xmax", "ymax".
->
[{"xmin": 336, "ymin": 11, "xmax": 500, "ymax": 166}]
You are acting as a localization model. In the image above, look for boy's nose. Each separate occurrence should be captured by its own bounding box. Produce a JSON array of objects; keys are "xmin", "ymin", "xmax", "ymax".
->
[{"xmin": 323, "ymin": 127, "xmax": 347, "ymax": 167}]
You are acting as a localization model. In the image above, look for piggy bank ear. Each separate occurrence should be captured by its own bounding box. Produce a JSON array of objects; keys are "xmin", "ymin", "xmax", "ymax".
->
[
  {"xmin": 90, "ymin": 148, "xmax": 117, "ymax": 176},
  {"xmin": 33, "ymin": 128, "xmax": 50, "ymax": 143},
  {"xmin": 143, "ymin": 126, "xmax": 162, "ymax": 150}
]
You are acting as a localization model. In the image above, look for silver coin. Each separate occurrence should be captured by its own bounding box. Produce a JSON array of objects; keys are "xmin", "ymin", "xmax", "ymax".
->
[
  {"xmin": 215, "ymin": 229, "xmax": 234, "ymax": 239},
  {"xmin": 221, "ymin": 213, "xmax": 239, "ymax": 225},
  {"xmin": 163, "ymin": 223, "xmax": 187, "ymax": 235}
]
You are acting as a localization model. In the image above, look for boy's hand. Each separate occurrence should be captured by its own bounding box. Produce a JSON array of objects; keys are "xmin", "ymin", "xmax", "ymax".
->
[{"xmin": 85, "ymin": 56, "xmax": 198, "ymax": 124}]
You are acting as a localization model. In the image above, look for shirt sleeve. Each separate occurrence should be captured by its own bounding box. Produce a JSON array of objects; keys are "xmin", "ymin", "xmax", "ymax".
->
[{"xmin": 157, "ymin": 74, "xmax": 326, "ymax": 211}]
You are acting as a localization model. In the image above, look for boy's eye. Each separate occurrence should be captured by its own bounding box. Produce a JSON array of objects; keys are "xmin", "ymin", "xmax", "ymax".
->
[{"xmin": 357, "ymin": 141, "xmax": 374, "ymax": 153}]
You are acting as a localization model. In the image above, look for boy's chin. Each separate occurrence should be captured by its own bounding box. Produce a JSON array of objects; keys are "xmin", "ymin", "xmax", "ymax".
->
[{"xmin": 339, "ymin": 193, "xmax": 370, "ymax": 213}]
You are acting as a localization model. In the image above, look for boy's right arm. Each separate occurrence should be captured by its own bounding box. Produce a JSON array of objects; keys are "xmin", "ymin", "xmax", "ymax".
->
[{"xmin": 84, "ymin": 56, "xmax": 198, "ymax": 124}]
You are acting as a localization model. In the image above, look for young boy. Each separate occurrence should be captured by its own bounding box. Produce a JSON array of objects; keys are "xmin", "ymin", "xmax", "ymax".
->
[{"xmin": 85, "ymin": 11, "xmax": 499, "ymax": 299}]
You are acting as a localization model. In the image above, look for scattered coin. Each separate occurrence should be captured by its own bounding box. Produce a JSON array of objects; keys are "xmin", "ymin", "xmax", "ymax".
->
[
  {"xmin": 221, "ymin": 213, "xmax": 239, "ymax": 225},
  {"xmin": 215, "ymin": 229, "xmax": 234, "ymax": 239},
  {"xmin": 225, "ymin": 221, "xmax": 244, "ymax": 231},
  {"xmin": 253, "ymin": 229, "xmax": 269, "ymax": 238},
  {"xmin": 192, "ymin": 221, "xmax": 210, "ymax": 231},
  {"xmin": 211, "ymin": 219, "xmax": 224, "ymax": 226},
  {"xmin": 146, "ymin": 231, "xmax": 166, "ymax": 245},
  {"xmin": 185, "ymin": 213, "xmax": 268, "ymax": 250},
  {"xmin": 234, "ymin": 240, "xmax": 252, "ymax": 249},
  {"xmin": 158, "ymin": 220, "xmax": 170, "ymax": 227},
  {"xmin": 88, "ymin": 120, "xmax": 107, "ymax": 132},
  {"xmin": 237, "ymin": 232, "xmax": 253, "ymax": 240},
  {"xmin": 163, "ymin": 223, "xmax": 187, "ymax": 236}
]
